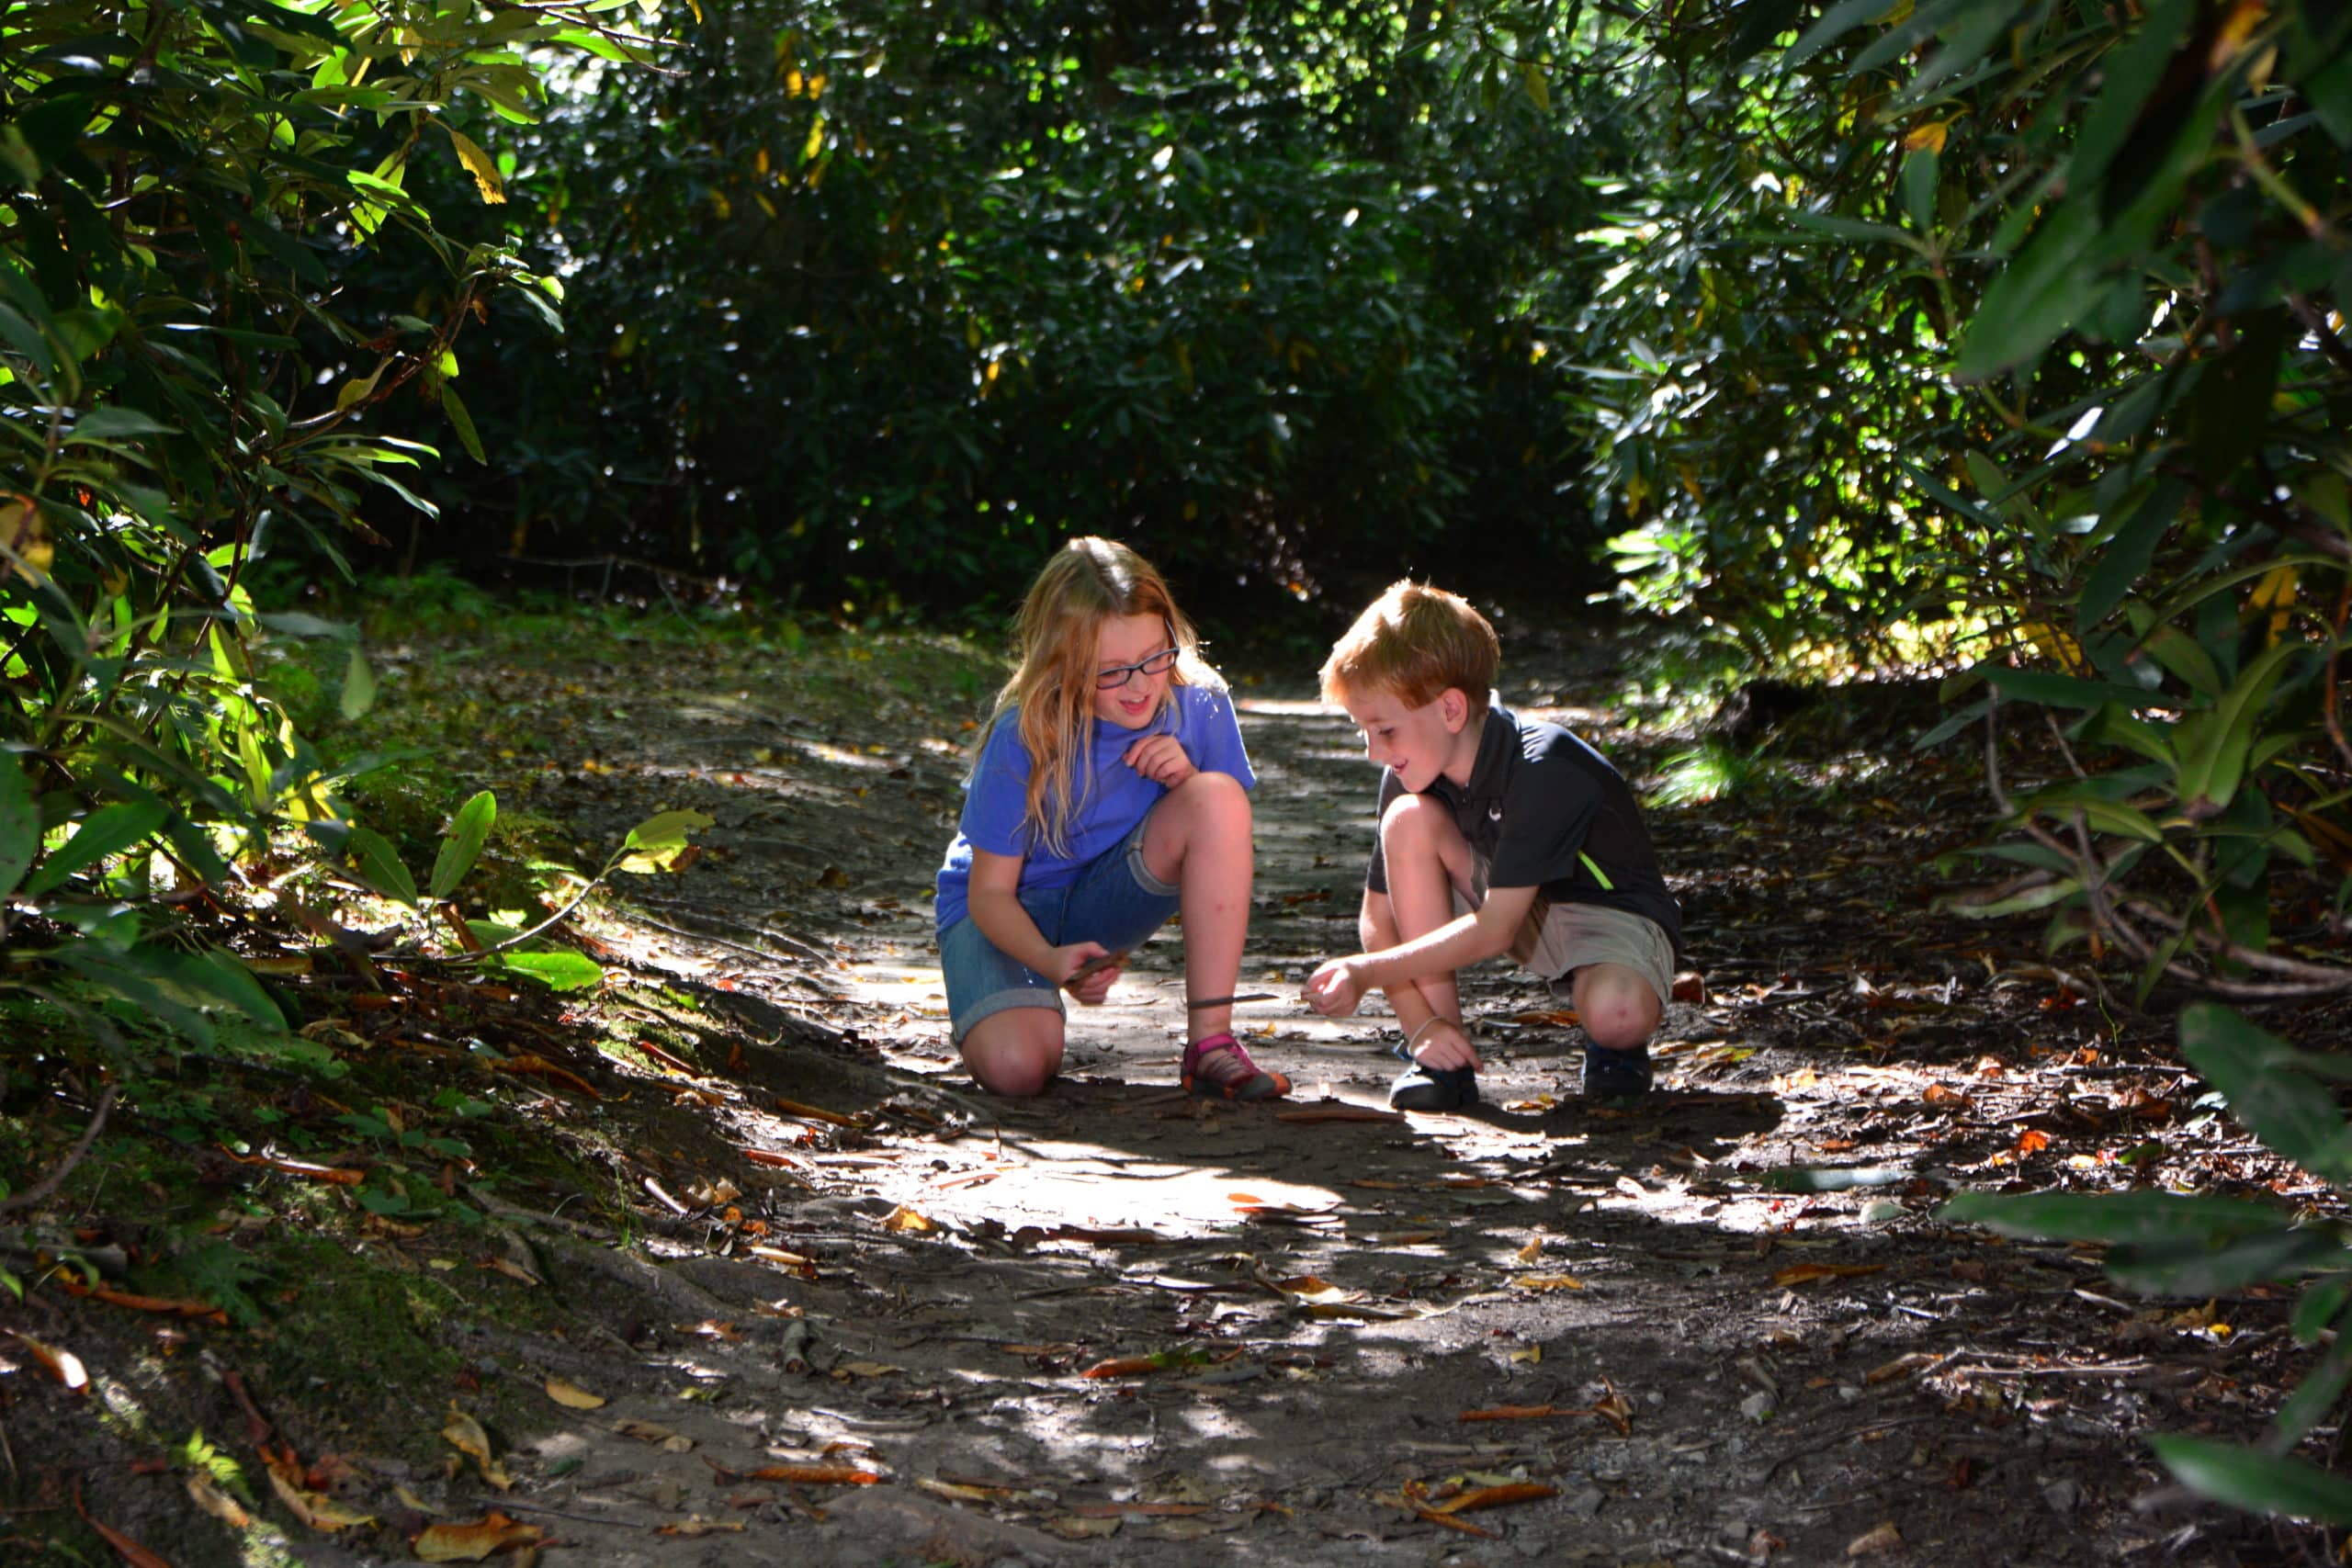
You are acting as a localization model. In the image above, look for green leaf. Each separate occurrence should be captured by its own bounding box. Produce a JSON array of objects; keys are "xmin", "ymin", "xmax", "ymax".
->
[
  {"xmin": 2176, "ymin": 639, "xmax": 2301, "ymax": 817},
  {"xmin": 428, "ymin": 791, "xmax": 497, "ymax": 901},
  {"xmin": 2078, "ymin": 479, "xmax": 2185, "ymax": 630},
  {"xmin": 257, "ymin": 612, "xmax": 352, "ymax": 639},
  {"xmin": 345, "ymin": 827, "xmax": 420, "ymax": 908},
  {"xmin": 0, "ymin": 754, "xmax": 35, "ymax": 898},
  {"xmin": 340, "ymin": 645, "xmax": 377, "ymax": 721},
  {"xmin": 2104, "ymin": 1228, "xmax": 2346, "ymax": 1296},
  {"xmin": 1728, "ymin": 0, "xmax": 1805, "ymax": 60},
  {"xmin": 501, "ymin": 950, "xmax": 603, "ymax": 991},
  {"xmin": 2151, "ymin": 1435, "xmax": 2352, "ymax": 1526},
  {"xmin": 24, "ymin": 800, "xmax": 169, "ymax": 896},
  {"xmin": 2076, "ymin": 703, "xmax": 2177, "ymax": 767},
  {"xmin": 440, "ymin": 383, "xmax": 486, "ymax": 465},
  {"xmin": 2294, "ymin": 1278, "xmax": 2351, "ymax": 1344},
  {"xmin": 67, "ymin": 405, "xmax": 177, "ymax": 443},
  {"xmin": 2066, "ymin": 0, "xmax": 2199, "ymax": 189},
  {"xmin": 1956, "ymin": 196, "xmax": 2104, "ymax": 379},
  {"xmin": 1784, "ymin": 209, "xmax": 1919, "ymax": 249},
  {"xmin": 618, "ymin": 807, "xmax": 715, "ymax": 872},
  {"xmin": 1784, "ymin": 0, "xmax": 1906, "ymax": 68},
  {"xmin": 2180, "ymin": 1003, "xmax": 2352, "ymax": 1180},
  {"xmin": 1982, "ymin": 666, "xmax": 2160, "ymax": 709},
  {"xmin": 1940, "ymin": 1189, "xmax": 2290, "ymax": 1246},
  {"xmin": 1938, "ymin": 877, "xmax": 2082, "ymax": 919}
]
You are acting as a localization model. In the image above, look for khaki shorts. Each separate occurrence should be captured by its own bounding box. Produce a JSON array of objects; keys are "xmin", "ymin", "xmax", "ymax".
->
[{"xmin": 1454, "ymin": 874, "xmax": 1674, "ymax": 1009}]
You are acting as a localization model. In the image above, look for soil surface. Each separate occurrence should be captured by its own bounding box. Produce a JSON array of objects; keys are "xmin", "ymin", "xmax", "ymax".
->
[{"xmin": 4, "ymin": 615, "xmax": 2338, "ymax": 1567}]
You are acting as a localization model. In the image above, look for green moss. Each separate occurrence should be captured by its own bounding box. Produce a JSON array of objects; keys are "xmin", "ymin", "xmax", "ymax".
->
[{"xmin": 250, "ymin": 1236, "xmax": 469, "ymax": 1463}]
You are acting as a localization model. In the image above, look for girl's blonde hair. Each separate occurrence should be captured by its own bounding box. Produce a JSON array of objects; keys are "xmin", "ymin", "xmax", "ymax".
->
[{"xmin": 985, "ymin": 536, "xmax": 1205, "ymax": 856}]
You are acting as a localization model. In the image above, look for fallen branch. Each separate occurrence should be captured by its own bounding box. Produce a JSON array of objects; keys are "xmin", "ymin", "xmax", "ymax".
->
[{"xmin": 0, "ymin": 1086, "xmax": 115, "ymax": 1215}]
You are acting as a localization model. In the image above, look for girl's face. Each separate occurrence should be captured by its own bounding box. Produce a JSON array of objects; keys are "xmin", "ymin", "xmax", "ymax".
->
[{"xmin": 1089, "ymin": 611, "xmax": 1178, "ymax": 731}]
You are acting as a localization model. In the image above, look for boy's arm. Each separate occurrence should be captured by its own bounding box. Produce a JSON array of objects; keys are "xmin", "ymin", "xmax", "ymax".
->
[{"xmin": 1305, "ymin": 884, "xmax": 1539, "ymax": 1017}]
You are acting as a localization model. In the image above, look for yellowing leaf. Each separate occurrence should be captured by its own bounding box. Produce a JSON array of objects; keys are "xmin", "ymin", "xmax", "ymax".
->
[
  {"xmin": 1512, "ymin": 1274, "xmax": 1588, "ymax": 1292},
  {"xmin": 1902, "ymin": 118, "xmax": 1951, "ymax": 154},
  {"xmin": 186, "ymin": 1473, "xmax": 252, "ymax": 1529},
  {"xmin": 447, "ymin": 129, "xmax": 504, "ymax": 204},
  {"xmin": 0, "ymin": 493, "xmax": 53, "ymax": 581},
  {"xmin": 440, "ymin": 1404, "xmax": 513, "ymax": 1490},
  {"xmin": 880, "ymin": 1204, "xmax": 936, "ymax": 1235},
  {"xmin": 413, "ymin": 1512, "xmax": 544, "ymax": 1562},
  {"xmin": 545, "ymin": 1376, "xmax": 605, "ymax": 1409},
  {"xmin": 266, "ymin": 1467, "xmax": 376, "ymax": 1532}
]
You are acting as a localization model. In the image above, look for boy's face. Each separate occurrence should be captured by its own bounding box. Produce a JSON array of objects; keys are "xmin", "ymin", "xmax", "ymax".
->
[
  {"xmin": 1337, "ymin": 682, "xmax": 1474, "ymax": 793},
  {"xmin": 1091, "ymin": 611, "xmax": 1178, "ymax": 730}
]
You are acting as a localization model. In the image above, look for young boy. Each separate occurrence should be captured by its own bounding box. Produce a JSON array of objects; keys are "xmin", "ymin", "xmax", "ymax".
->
[{"xmin": 1304, "ymin": 581, "xmax": 1683, "ymax": 1108}]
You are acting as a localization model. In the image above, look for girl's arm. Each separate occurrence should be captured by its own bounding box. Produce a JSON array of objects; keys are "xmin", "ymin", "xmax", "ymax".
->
[{"xmin": 966, "ymin": 846, "xmax": 1113, "ymax": 987}]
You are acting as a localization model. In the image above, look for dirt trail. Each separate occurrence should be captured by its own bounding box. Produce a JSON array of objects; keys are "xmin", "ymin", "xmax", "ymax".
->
[
  {"xmin": 382, "ymin": 625, "xmax": 2315, "ymax": 1568},
  {"xmin": 7, "ymin": 621, "xmax": 2324, "ymax": 1566}
]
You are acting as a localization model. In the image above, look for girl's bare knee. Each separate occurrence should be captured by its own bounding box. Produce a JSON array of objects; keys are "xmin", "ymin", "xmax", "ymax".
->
[{"xmin": 962, "ymin": 1014, "xmax": 1064, "ymax": 1098}]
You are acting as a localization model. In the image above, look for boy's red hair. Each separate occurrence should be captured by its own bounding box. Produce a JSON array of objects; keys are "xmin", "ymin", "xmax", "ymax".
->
[{"xmin": 1319, "ymin": 581, "xmax": 1498, "ymax": 715}]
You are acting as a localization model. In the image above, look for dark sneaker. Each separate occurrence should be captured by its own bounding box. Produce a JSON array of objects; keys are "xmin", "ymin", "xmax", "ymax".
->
[
  {"xmin": 1389, "ymin": 1059, "xmax": 1479, "ymax": 1112},
  {"xmin": 1183, "ymin": 1032, "xmax": 1291, "ymax": 1101},
  {"xmin": 1582, "ymin": 1042, "xmax": 1653, "ymax": 1100}
]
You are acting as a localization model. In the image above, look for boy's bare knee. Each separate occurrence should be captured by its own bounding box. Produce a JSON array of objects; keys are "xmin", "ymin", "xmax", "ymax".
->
[
  {"xmin": 1584, "ymin": 1004, "xmax": 1657, "ymax": 1053},
  {"xmin": 1378, "ymin": 790, "xmax": 1450, "ymax": 845}
]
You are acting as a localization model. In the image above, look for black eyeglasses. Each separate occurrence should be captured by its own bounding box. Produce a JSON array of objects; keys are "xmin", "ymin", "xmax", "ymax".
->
[{"xmin": 1096, "ymin": 644, "xmax": 1180, "ymax": 689}]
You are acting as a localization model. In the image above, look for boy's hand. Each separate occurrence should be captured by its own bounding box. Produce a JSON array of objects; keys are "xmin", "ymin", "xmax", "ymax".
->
[
  {"xmin": 1407, "ymin": 1016, "xmax": 1480, "ymax": 1072},
  {"xmin": 1123, "ymin": 735, "xmax": 1197, "ymax": 788},
  {"xmin": 1304, "ymin": 957, "xmax": 1366, "ymax": 1017},
  {"xmin": 1056, "ymin": 943, "xmax": 1124, "ymax": 1005}
]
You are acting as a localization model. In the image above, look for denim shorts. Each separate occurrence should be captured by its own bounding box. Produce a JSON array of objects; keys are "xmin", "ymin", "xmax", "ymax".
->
[{"xmin": 938, "ymin": 812, "xmax": 1181, "ymax": 1043}]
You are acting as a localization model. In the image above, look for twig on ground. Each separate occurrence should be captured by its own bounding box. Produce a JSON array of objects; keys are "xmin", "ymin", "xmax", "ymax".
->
[{"xmin": 0, "ymin": 1087, "xmax": 117, "ymax": 1216}]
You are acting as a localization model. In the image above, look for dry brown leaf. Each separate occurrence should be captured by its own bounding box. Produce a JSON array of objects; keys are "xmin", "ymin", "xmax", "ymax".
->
[
  {"xmin": 479, "ymin": 1257, "xmax": 540, "ymax": 1287},
  {"xmin": 7, "ymin": 1329, "xmax": 88, "ymax": 1393},
  {"xmin": 266, "ymin": 1466, "xmax": 377, "ymax": 1532},
  {"xmin": 742, "ymin": 1464, "xmax": 883, "ymax": 1485},
  {"xmin": 1046, "ymin": 1515, "xmax": 1125, "ymax": 1539},
  {"xmin": 441, "ymin": 1404, "xmax": 514, "ymax": 1490},
  {"xmin": 1772, "ymin": 1262, "xmax": 1886, "ymax": 1288},
  {"xmin": 834, "ymin": 1359, "xmax": 903, "ymax": 1378},
  {"xmin": 678, "ymin": 1318, "xmax": 741, "ymax": 1340},
  {"xmin": 1512, "ymin": 1274, "xmax": 1587, "ymax": 1292},
  {"xmin": 916, "ymin": 1477, "xmax": 1004, "ymax": 1503},
  {"xmin": 413, "ymin": 1512, "xmax": 544, "ymax": 1562},
  {"xmin": 657, "ymin": 1517, "xmax": 746, "ymax": 1536},
  {"xmin": 1429, "ymin": 1483, "xmax": 1557, "ymax": 1516},
  {"xmin": 1514, "ymin": 1235, "xmax": 1544, "ymax": 1263},
  {"xmin": 544, "ymin": 1376, "xmax": 605, "ymax": 1409},
  {"xmin": 611, "ymin": 1417, "xmax": 679, "ymax": 1442},
  {"xmin": 1867, "ymin": 1352, "xmax": 1939, "ymax": 1385},
  {"xmin": 1847, "ymin": 1520, "xmax": 1905, "ymax": 1555},
  {"xmin": 187, "ymin": 1473, "xmax": 253, "ymax": 1529},
  {"xmin": 880, "ymin": 1205, "xmax": 936, "ymax": 1235},
  {"xmin": 79, "ymin": 1510, "xmax": 169, "ymax": 1568}
]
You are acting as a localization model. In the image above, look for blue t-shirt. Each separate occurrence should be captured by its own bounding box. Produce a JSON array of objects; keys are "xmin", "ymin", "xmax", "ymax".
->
[{"xmin": 934, "ymin": 681, "xmax": 1256, "ymax": 931}]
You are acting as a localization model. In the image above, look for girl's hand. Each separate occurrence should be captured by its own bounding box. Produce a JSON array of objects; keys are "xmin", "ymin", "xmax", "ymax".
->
[
  {"xmin": 1407, "ymin": 1016, "xmax": 1481, "ymax": 1072},
  {"xmin": 1304, "ymin": 957, "xmax": 1366, "ymax": 1017},
  {"xmin": 1123, "ymin": 734, "xmax": 1197, "ymax": 788},
  {"xmin": 1055, "ymin": 942, "xmax": 1123, "ymax": 1005}
]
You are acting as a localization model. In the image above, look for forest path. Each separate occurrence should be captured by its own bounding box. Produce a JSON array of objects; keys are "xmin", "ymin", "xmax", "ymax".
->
[{"xmin": 445, "ymin": 622, "xmax": 2305, "ymax": 1568}]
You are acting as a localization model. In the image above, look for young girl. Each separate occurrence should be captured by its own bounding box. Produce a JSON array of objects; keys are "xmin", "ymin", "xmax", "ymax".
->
[{"xmin": 933, "ymin": 537, "xmax": 1286, "ymax": 1101}]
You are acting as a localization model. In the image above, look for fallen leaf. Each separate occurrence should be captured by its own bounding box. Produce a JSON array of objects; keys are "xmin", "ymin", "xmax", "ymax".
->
[
  {"xmin": 1772, "ymin": 1262, "xmax": 1886, "ymax": 1288},
  {"xmin": 441, "ymin": 1404, "xmax": 513, "ymax": 1490},
  {"xmin": 741, "ymin": 1464, "xmax": 883, "ymax": 1485},
  {"xmin": 1514, "ymin": 1235, "xmax": 1544, "ymax": 1263},
  {"xmin": 1430, "ymin": 1483, "xmax": 1556, "ymax": 1516},
  {"xmin": 267, "ymin": 1466, "xmax": 378, "ymax": 1531},
  {"xmin": 916, "ymin": 1477, "xmax": 1004, "ymax": 1503},
  {"xmin": 833, "ymin": 1359, "xmax": 903, "ymax": 1378},
  {"xmin": 6, "ymin": 1330, "xmax": 88, "ymax": 1393},
  {"xmin": 1512, "ymin": 1274, "xmax": 1588, "ymax": 1292},
  {"xmin": 611, "ymin": 1418, "xmax": 679, "ymax": 1442},
  {"xmin": 1847, "ymin": 1520, "xmax": 1905, "ymax": 1556},
  {"xmin": 479, "ymin": 1257, "xmax": 540, "ymax": 1287},
  {"xmin": 658, "ymin": 1517, "xmax": 747, "ymax": 1536},
  {"xmin": 881, "ymin": 1205, "xmax": 937, "ymax": 1235},
  {"xmin": 545, "ymin": 1375, "xmax": 605, "ymax": 1409},
  {"xmin": 50, "ymin": 1275, "xmax": 231, "ymax": 1324},
  {"xmin": 1868, "ymin": 1352, "xmax": 1939, "ymax": 1385},
  {"xmin": 187, "ymin": 1472, "xmax": 253, "ymax": 1529},
  {"xmin": 1046, "ymin": 1515, "xmax": 1124, "ymax": 1539},
  {"xmin": 413, "ymin": 1512, "xmax": 544, "ymax": 1562},
  {"xmin": 679, "ymin": 1319, "xmax": 741, "ymax": 1340}
]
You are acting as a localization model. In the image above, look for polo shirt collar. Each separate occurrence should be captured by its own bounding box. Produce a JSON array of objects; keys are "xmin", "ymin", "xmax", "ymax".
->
[{"xmin": 1434, "ymin": 693, "xmax": 1514, "ymax": 806}]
